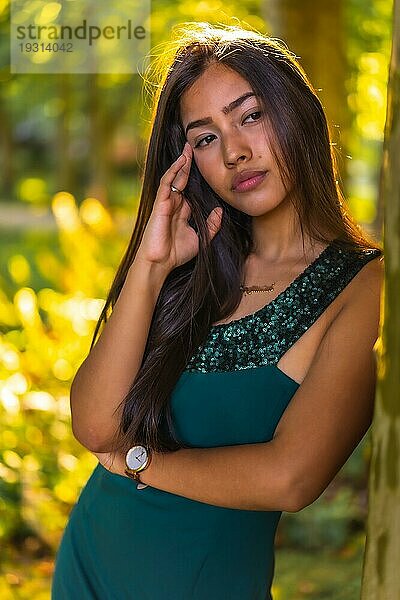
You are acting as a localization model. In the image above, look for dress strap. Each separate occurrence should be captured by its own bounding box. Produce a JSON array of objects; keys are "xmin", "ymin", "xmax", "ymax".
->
[{"xmin": 184, "ymin": 244, "xmax": 382, "ymax": 373}]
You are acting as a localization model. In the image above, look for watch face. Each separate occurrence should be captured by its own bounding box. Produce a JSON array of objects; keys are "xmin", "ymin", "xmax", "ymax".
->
[{"xmin": 126, "ymin": 445, "xmax": 148, "ymax": 471}]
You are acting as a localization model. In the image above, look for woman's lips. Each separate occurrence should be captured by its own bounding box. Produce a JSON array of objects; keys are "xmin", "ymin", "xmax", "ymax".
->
[{"xmin": 233, "ymin": 172, "xmax": 267, "ymax": 192}]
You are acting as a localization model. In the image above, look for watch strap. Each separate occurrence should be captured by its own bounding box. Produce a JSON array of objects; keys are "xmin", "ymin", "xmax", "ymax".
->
[{"xmin": 124, "ymin": 468, "xmax": 148, "ymax": 490}]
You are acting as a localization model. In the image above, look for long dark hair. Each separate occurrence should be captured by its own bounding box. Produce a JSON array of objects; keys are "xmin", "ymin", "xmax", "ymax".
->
[{"xmin": 90, "ymin": 22, "xmax": 382, "ymax": 455}]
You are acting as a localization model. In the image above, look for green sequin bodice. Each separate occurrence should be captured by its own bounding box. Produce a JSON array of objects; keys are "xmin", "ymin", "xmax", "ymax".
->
[{"xmin": 184, "ymin": 241, "xmax": 382, "ymax": 373}]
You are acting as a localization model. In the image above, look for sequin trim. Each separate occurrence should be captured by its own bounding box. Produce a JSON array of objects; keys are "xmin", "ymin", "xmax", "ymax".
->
[{"xmin": 184, "ymin": 243, "xmax": 382, "ymax": 373}]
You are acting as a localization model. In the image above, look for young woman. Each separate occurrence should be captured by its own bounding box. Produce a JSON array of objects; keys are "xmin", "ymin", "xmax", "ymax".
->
[{"xmin": 51, "ymin": 22, "xmax": 383, "ymax": 600}]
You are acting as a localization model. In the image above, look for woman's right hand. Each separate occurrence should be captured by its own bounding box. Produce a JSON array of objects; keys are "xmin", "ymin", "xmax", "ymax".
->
[{"xmin": 135, "ymin": 142, "xmax": 223, "ymax": 273}]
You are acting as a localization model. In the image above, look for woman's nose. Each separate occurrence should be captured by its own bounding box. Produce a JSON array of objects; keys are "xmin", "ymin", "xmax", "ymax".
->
[{"xmin": 222, "ymin": 135, "xmax": 252, "ymax": 166}]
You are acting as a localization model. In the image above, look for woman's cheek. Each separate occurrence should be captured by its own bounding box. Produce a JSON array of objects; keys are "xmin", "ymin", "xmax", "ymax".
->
[
  {"xmin": 194, "ymin": 155, "xmax": 223, "ymax": 196},
  {"xmin": 195, "ymin": 160, "xmax": 211, "ymax": 185}
]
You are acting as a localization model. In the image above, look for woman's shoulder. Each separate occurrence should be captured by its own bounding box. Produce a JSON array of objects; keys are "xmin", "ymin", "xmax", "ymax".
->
[
  {"xmin": 331, "ymin": 243, "xmax": 383, "ymax": 331},
  {"xmin": 320, "ymin": 241, "xmax": 383, "ymax": 328},
  {"xmin": 345, "ymin": 243, "xmax": 383, "ymax": 296}
]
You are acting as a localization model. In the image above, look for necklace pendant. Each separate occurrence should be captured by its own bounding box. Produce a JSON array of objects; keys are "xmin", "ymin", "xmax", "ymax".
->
[{"xmin": 240, "ymin": 282, "xmax": 276, "ymax": 296}]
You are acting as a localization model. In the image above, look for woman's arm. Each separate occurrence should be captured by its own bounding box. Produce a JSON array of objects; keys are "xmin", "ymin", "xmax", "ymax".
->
[
  {"xmin": 71, "ymin": 259, "xmax": 169, "ymax": 452},
  {"xmin": 94, "ymin": 440, "xmax": 294, "ymax": 512},
  {"xmin": 96, "ymin": 257, "xmax": 383, "ymax": 512}
]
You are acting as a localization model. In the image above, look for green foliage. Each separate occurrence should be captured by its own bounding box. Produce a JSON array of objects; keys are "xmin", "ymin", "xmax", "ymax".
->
[
  {"xmin": 273, "ymin": 542, "xmax": 366, "ymax": 599},
  {"xmin": 344, "ymin": 0, "xmax": 393, "ymax": 224},
  {"xmin": 0, "ymin": 193, "xmax": 127, "ymax": 557},
  {"xmin": 282, "ymin": 487, "xmax": 364, "ymax": 551}
]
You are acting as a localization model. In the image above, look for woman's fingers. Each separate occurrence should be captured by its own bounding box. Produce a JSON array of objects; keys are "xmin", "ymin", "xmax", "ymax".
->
[
  {"xmin": 159, "ymin": 153, "xmax": 187, "ymax": 197},
  {"xmin": 170, "ymin": 143, "xmax": 192, "ymax": 193},
  {"xmin": 206, "ymin": 206, "xmax": 223, "ymax": 242},
  {"xmin": 159, "ymin": 143, "xmax": 192, "ymax": 196},
  {"xmin": 175, "ymin": 196, "xmax": 192, "ymax": 221}
]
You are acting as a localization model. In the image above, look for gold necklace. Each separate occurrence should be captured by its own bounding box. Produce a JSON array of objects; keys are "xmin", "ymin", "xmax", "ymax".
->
[
  {"xmin": 240, "ymin": 254, "xmax": 309, "ymax": 296},
  {"xmin": 239, "ymin": 282, "xmax": 276, "ymax": 296}
]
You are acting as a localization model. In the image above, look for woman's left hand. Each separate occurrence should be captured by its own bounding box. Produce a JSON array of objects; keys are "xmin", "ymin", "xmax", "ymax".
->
[
  {"xmin": 92, "ymin": 449, "xmax": 161, "ymax": 485},
  {"xmin": 91, "ymin": 450, "xmax": 129, "ymax": 477}
]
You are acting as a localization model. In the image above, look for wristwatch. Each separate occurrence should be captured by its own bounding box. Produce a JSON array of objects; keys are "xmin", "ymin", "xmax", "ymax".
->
[{"xmin": 124, "ymin": 445, "xmax": 152, "ymax": 489}]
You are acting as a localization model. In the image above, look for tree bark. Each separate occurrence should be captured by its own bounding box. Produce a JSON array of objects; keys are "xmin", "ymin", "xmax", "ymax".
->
[
  {"xmin": 262, "ymin": 0, "xmax": 350, "ymax": 185},
  {"xmin": 361, "ymin": 0, "xmax": 400, "ymax": 597},
  {"xmin": 56, "ymin": 73, "xmax": 74, "ymax": 192},
  {"xmin": 0, "ymin": 97, "xmax": 14, "ymax": 198},
  {"xmin": 86, "ymin": 73, "xmax": 111, "ymax": 206}
]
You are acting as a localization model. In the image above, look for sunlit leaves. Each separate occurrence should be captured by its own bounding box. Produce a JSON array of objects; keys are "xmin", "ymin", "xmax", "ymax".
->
[
  {"xmin": 345, "ymin": 0, "xmax": 393, "ymax": 226},
  {"xmin": 18, "ymin": 179, "xmax": 50, "ymax": 206},
  {"xmin": 8, "ymin": 255, "xmax": 31, "ymax": 285},
  {"xmin": 0, "ymin": 188, "xmax": 126, "ymax": 584},
  {"xmin": 354, "ymin": 52, "xmax": 389, "ymax": 141}
]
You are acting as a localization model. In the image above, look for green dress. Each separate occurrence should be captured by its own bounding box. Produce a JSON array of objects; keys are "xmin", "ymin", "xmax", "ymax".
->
[{"xmin": 51, "ymin": 241, "xmax": 381, "ymax": 600}]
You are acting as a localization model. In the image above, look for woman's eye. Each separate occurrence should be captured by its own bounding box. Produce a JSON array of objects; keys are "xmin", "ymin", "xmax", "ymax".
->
[
  {"xmin": 194, "ymin": 134, "xmax": 216, "ymax": 148},
  {"xmin": 194, "ymin": 112, "xmax": 262, "ymax": 149},
  {"xmin": 244, "ymin": 111, "xmax": 262, "ymax": 123}
]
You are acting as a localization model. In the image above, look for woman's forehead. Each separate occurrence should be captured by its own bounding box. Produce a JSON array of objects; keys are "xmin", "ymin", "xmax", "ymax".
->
[
  {"xmin": 180, "ymin": 65, "xmax": 255, "ymax": 125},
  {"xmin": 182, "ymin": 63, "xmax": 251, "ymax": 98}
]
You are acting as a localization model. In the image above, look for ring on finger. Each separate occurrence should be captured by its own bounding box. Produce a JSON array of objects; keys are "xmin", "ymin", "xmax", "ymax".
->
[{"xmin": 170, "ymin": 184, "xmax": 183, "ymax": 194}]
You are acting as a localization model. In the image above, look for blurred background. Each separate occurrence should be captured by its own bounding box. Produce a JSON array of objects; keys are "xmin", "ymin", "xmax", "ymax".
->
[{"xmin": 0, "ymin": 0, "xmax": 393, "ymax": 598}]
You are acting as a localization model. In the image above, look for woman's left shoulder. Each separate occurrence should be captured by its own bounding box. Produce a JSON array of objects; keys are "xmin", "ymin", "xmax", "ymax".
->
[
  {"xmin": 336, "ymin": 246, "xmax": 384, "ymax": 334},
  {"xmin": 332, "ymin": 243, "xmax": 382, "ymax": 303},
  {"xmin": 349, "ymin": 246, "xmax": 384, "ymax": 299}
]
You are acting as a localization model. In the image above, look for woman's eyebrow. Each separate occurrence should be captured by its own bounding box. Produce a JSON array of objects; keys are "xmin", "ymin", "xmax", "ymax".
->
[{"xmin": 184, "ymin": 92, "xmax": 257, "ymax": 136}]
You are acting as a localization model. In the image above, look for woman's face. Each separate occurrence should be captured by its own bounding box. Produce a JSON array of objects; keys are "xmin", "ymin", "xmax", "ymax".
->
[{"xmin": 180, "ymin": 62, "xmax": 294, "ymax": 216}]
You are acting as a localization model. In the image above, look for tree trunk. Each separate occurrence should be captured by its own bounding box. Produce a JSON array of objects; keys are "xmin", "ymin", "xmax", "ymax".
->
[
  {"xmin": 361, "ymin": 0, "xmax": 400, "ymax": 597},
  {"xmin": 56, "ymin": 73, "xmax": 74, "ymax": 192},
  {"xmin": 262, "ymin": 0, "xmax": 350, "ymax": 185},
  {"xmin": 86, "ymin": 74, "xmax": 114, "ymax": 207},
  {"xmin": 0, "ymin": 88, "xmax": 15, "ymax": 198}
]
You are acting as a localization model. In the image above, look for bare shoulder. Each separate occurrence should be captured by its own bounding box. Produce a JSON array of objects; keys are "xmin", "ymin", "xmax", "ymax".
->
[
  {"xmin": 312, "ymin": 248, "xmax": 384, "ymax": 330},
  {"xmin": 339, "ymin": 250, "xmax": 384, "ymax": 333},
  {"xmin": 309, "ymin": 249, "xmax": 384, "ymax": 354},
  {"xmin": 347, "ymin": 251, "xmax": 384, "ymax": 296}
]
